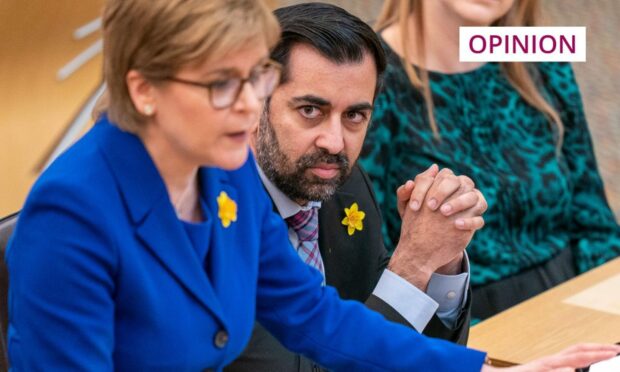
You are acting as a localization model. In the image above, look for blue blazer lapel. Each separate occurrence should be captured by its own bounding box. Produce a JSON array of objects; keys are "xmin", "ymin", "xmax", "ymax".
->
[
  {"xmin": 96, "ymin": 118, "xmax": 224, "ymax": 324},
  {"xmin": 198, "ymin": 168, "xmax": 239, "ymax": 306},
  {"xmin": 135, "ymin": 199, "xmax": 224, "ymax": 324}
]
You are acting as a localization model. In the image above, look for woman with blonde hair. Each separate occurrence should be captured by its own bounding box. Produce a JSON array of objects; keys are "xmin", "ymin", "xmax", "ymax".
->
[{"xmin": 361, "ymin": 0, "xmax": 620, "ymax": 321}]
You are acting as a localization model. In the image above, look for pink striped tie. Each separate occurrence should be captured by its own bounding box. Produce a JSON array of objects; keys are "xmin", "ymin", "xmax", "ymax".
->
[{"xmin": 285, "ymin": 207, "xmax": 325, "ymax": 281}]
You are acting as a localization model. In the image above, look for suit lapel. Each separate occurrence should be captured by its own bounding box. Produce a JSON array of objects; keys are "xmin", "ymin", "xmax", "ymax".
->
[
  {"xmin": 318, "ymin": 165, "xmax": 378, "ymax": 256},
  {"xmin": 97, "ymin": 118, "xmax": 224, "ymax": 324},
  {"xmin": 318, "ymin": 189, "xmax": 358, "ymax": 256},
  {"xmin": 318, "ymin": 165, "xmax": 386, "ymax": 299},
  {"xmin": 136, "ymin": 200, "xmax": 224, "ymax": 324},
  {"xmin": 198, "ymin": 167, "xmax": 239, "ymax": 312}
]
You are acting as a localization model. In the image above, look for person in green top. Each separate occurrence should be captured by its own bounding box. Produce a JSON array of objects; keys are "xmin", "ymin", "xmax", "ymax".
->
[{"xmin": 360, "ymin": 0, "xmax": 620, "ymax": 322}]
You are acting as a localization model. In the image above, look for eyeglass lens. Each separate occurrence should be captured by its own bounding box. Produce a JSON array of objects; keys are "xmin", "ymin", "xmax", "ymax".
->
[{"xmin": 210, "ymin": 62, "xmax": 280, "ymax": 108}]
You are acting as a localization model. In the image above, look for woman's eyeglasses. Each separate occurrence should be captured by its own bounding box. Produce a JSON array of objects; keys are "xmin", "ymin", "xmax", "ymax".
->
[{"xmin": 164, "ymin": 59, "xmax": 282, "ymax": 109}]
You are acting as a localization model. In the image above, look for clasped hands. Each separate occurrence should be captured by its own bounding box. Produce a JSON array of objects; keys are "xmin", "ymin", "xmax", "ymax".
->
[{"xmin": 388, "ymin": 164, "xmax": 488, "ymax": 291}]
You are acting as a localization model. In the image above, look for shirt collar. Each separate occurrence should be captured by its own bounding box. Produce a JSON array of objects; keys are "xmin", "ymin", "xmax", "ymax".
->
[{"xmin": 256, "ymin": 163, "xmax": 322, "ymax": 219}]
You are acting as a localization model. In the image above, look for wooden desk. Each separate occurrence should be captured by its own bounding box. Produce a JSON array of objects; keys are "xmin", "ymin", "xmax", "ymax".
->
[{"xmin": 468, "ymin": 257, "xmax": 620, "ymax": 364}]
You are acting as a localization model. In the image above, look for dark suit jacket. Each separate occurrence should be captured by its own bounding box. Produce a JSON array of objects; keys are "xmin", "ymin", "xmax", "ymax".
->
[{"xmin": 226, "ymin": 165, "xmax": 472, "ymax": 372}]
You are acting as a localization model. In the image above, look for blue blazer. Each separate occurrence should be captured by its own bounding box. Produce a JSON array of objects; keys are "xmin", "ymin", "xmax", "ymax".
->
[{"xmin": 7, "ymin": 116, "xmax": 485, "ymax": 371}]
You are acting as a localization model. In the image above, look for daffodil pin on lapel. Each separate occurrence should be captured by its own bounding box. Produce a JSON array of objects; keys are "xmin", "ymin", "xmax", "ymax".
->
[
  {"xmin": 341, "ymin": 202, "xmax": 365, "ymax": 236},
  {"xmin": 217, "ymin": 191, "xmax": 237, "ymax": 228}
]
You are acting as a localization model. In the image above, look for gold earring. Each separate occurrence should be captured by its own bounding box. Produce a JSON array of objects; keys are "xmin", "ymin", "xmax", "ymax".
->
[{"xmin": 143, "ymin": 104, "xmax": 155, "ymax": 116}]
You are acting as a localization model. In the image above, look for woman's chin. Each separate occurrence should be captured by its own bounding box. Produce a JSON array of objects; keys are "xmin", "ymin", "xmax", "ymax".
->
[{"xmin": 207, "ymin": 148, "xmax": 249, "ymax": 171}]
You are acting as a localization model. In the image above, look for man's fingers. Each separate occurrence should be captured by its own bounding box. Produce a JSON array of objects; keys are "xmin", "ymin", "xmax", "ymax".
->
[
  {"xmin": 445, "ymin": 190, "xmax": 488, "ymax": 217},
  {"xmin": 458, "ymin": 175, "xmax": 475, "ymax": 190},
  {"xmin": 476, "ymin": 190, "xmax": 489, "ymax": 214},
  {"xmin": 434, "ymin": 167, "xmax": 455, "ymax": 181},
  {"xmin": 397, "ymin": 180, "xmax": 415, "ymax": 201},
  {"xmin": 409, "ymin": 164, "xmax": 439, "ymax": 211},
  {"xmin": 440, "ymin": 191, "xmax": 478, "ymax": 216},
  {"xmin": 454, "ymin": 216, "xmax": 485, "ymax": 231},
  {"xmin": 426, "ymin": 163, "xmax": 440, "ymax": 178},
  {"xmin": 396, "ymin": 180, "xmax": 415, "ymax": 217},
  {"xmin": 425, "ymin": 175, "xmax": 461, "ymax": 211}
]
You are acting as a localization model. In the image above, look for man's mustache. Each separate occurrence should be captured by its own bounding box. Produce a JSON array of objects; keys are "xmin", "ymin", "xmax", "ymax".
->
[{"xmin": 296, "ymin": 150, "xmax": 349, "ymax": 171}]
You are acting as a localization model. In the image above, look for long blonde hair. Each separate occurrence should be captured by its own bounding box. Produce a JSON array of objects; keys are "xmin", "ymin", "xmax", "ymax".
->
[{"xmin": 376, "ymin": 0, "xmax": 564, "ymax": 149}]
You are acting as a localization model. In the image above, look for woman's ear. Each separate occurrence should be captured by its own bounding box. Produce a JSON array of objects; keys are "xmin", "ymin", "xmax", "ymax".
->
[{"xmin": 126, "ymin": 70, "xmax": 157, "ymax": 116}]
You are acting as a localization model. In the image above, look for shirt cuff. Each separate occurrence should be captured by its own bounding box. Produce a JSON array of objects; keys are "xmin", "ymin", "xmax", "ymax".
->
[
  {"xmin": 426, "ymin": 252, "xmax": 470, "ymax": 327},
  {"xmin": 372, "ymin": 269, "xmax": 439, "ymax": 332}
]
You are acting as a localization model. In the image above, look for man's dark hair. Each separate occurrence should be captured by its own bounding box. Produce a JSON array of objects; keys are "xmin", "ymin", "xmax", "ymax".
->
[{"xmin": 272, "ymin": 2, "xmax": 386, "ymax": 94}]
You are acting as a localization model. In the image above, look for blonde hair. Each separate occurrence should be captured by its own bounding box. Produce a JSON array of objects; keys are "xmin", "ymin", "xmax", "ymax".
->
[
  {"xmin": 376, "ymin": 0, "xmax": 564, "ymax": 149},
  {"xmin": 98, "ymin": 0, "xmax": 280, "ymax": 132}
]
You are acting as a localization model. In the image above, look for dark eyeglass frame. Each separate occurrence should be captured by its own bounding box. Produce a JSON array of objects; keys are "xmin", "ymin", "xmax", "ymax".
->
[{"xmin": 163, "ymin": 59, "xmax": 282, "ymax": 110}]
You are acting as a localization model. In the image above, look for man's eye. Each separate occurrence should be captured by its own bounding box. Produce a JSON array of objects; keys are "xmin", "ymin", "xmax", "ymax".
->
[
  {"xmin": 299, "ymin": 106, "xmax": 321, "ymax": 119},
  {"xmin": 345, "ymin": 111, "xmax": 367, "ymax": 124}
]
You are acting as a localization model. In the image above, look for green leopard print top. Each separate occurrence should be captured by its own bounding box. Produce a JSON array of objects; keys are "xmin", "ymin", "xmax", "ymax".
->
[{"xmin": 360, "ymin": 40, "xmax": 620, "ymax": 286}]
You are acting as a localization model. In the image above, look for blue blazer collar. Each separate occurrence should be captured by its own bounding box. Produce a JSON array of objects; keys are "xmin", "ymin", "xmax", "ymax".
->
[
  {"xmin": 95, "ymin": 116, "xmax": 228, "ymax": 326},
  {"xmin": 96, "ymin": 117, "xmax": 169, "ymax": 224}
]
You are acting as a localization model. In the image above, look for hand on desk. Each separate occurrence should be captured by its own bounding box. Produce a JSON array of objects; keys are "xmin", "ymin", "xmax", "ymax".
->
[
  {"xmin": 388, "ymin": 164, "xmax": 488, "ymax": 290},
  {"xmin": 482, "ymin": 343, "xmax": 620, "ymax": 371}
]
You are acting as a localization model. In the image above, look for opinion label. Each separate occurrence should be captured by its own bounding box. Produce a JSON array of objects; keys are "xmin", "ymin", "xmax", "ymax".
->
[{"xmin": 460, "ymin": 27, "xmax": 586, "ymax": 62}]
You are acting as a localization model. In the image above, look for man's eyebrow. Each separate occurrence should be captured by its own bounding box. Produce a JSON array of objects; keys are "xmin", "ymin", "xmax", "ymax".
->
[
  {"xmin": 290, "ymin": 95, "xmax": 331, "ymax": 107},
  {"xmin": 346, "ymin": 102, "xmax": 373, "ymax": 112}
]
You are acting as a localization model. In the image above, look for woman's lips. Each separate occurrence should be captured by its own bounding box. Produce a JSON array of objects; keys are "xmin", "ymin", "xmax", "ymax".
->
[{"xmin": 226, "ymin": 131, "xmax": 249, "ymax": 143}]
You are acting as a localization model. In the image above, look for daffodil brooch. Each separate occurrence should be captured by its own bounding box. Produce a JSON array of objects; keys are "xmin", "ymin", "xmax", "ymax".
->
[
  {"xmin": 341, "ymin": 202, "xmax": 365, "ymax": 236},
  {"xmin": 217, "ymin": 191, "xmax": 237, "ymax": 228}
]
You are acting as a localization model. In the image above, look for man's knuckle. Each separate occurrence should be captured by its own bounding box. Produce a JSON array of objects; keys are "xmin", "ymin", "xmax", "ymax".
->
[
  {"xmin": 415, "ymin": 174, "xmax": 430, "ymax": 182},
  {"xmin": 467, "ymin": 190, "xmax": 478, "ymax": 201},
  {"xmin": 438, "ymin": 181, "xmax": 454, "ymax": 194}
]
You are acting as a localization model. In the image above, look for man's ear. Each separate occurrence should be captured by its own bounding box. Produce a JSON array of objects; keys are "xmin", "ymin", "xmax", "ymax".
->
[{"xmin": 126, "ymin": 70, "xmax": 157, "ymax": 116}]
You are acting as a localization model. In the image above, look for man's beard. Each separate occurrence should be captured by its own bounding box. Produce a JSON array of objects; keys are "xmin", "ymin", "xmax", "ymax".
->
[{"xmin": 256, "ymin": 112, "xmax": 351, "ymax": 203}]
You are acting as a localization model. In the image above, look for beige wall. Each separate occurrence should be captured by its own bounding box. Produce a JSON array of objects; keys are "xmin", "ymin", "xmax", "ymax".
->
[{"xmin": 0, "ymin": 0, "xmax": 104, "ymax": 216}]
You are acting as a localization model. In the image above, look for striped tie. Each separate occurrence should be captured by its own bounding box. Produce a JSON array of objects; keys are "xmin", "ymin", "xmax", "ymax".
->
[{"xmin": 285, "ymin": 207, "xmax": 325, "ymax": 281}]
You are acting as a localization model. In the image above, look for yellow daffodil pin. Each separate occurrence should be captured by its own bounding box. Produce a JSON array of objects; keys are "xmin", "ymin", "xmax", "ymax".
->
[
  {"xmin": 341, "ymin": 202, "xmax": 365, "ymax": 236},
  {"xmin": 217, "ymin": 191, "xmax": 237, "ymax": 228}
]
